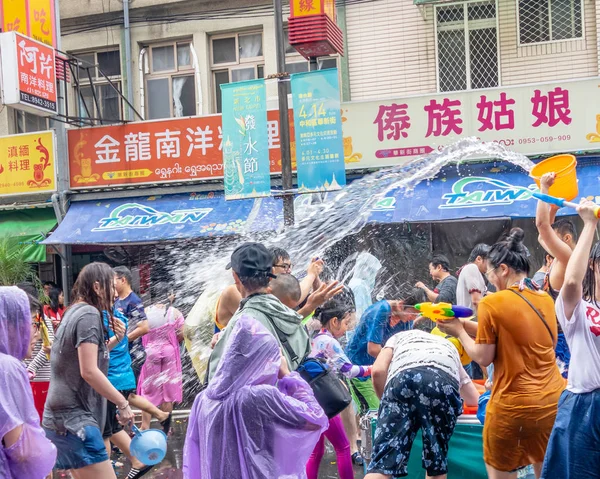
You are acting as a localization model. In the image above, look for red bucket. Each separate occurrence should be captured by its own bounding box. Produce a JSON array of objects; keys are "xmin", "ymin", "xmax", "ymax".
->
[{"xmin": 30, "ymin": 381, "xmax": 50, "ymax": 421}]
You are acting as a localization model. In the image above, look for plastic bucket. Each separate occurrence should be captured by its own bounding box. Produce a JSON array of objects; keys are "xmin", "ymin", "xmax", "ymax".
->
[
  {"xmin": 530, "ymin": 154, "xmax": 578, "ymax": 201},
  {"xmin": 129, "ymin": 425, "xmax": 167, "ymax": 466}
]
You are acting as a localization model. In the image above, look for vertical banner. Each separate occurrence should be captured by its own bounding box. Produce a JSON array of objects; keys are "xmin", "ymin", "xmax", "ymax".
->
[
  {"xmin": 27, "ymin": 0, "xmax": 55, "ymax": 47},
  {"xmin": 221, "ymin": 79, "xmax": 271, "ymax": 200},
  {"xmin": 292, "ymin": 68, "xmax": 346, "ymax": 192}
]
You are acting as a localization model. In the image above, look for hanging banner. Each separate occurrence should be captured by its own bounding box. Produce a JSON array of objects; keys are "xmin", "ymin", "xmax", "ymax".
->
[
  {"xmin": 1, "ymin": 0, "xmax": 56, "ymax": 48},
  {"xmin": 0, "ymin": 130, "xmax": 56, "ymax": 197},
  {"xmin": 292, "ymin": 68, "xmax": 345, "ymax": 192},
  {"xmin": 26, "ymin": 0, "xmax": 55, "ymax": 47},
  {"xmin": 0, "ymin": 31, "xmax": 57, "ymax": 115},
  {"xmin": 221, "ymin": 79, "xmax": 271, "ymax": 200}
]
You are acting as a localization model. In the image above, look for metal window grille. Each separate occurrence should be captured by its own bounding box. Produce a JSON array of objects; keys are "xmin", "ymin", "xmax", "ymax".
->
[
  {"xmin": 435, "ymin": 1, "xmax": 499, "ymax": 93},
  {"xmin": 519, "ymin": 0, "xmax": 583, "ymax": 44}
]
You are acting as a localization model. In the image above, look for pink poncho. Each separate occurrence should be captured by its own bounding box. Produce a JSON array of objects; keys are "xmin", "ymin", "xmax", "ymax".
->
[
  {"xmin": 183, "ymin": 314, "xmax": 327, "ymax": 479},
  {"xmin": 0, "ymin": 287, "xmax": 57, "ymax": 478}
]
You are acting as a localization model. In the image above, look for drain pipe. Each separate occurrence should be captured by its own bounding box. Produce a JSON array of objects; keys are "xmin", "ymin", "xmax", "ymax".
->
[
  {"xmin": 123, "ymin": 0, "xmax": 134, "ymax": 121},
  {"xmin": 139, "ymin": 48, "xmax": 147, "ymax": 119}
]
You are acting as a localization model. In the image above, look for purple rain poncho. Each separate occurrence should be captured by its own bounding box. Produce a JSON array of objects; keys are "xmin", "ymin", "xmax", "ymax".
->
[
  {"xmin": 183, "ymin": 315, "xmax": 328, "ymax": 479},
  {"xmin": 0, "ymin": 287, "xmax": 57, "ymax": 479}
]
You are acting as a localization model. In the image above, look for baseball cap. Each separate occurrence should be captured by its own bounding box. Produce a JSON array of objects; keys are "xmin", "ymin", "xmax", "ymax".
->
[{"xmin": 226, "ymin": 242, "xmax": 276, "ymax": 278}]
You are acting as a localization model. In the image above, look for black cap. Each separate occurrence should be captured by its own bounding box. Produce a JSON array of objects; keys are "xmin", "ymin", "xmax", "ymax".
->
[{"xmin": 227, "ymin": 243, "xmax": 275, "ymax": 278}]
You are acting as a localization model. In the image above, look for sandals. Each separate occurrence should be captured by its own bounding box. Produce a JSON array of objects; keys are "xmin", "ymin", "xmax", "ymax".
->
[
  {"xmin": 351, "ymin": 451, "xmax": 364, "ymax": 466},
  {"xmin": 160, "ymin": 412, "xmax": 173, "ymax": 434}
]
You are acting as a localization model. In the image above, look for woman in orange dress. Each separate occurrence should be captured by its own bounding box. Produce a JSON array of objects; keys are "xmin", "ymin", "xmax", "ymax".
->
[{"xmin": 439, "ymin": 228, "xmax": 564, "ymax": 479}]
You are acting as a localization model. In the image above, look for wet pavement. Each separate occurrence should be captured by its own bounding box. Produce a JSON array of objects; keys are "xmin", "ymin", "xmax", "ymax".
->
[{"xmin": 55, "ymin": 414, "xmax": 365, "ymax": 479}]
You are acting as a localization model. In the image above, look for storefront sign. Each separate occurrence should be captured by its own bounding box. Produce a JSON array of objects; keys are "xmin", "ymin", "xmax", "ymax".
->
[
  {"xmin": 0, "ymin": 31, "xmax": 57, "ymax": 115},
  {"xmin": 343, "ymin": 78, "xmax": 600, "ymax": 168},
  {"xmin": 367, "ymin": 161, "xmax": 600, "ymax": 223},
  {"xmin": 0, "ymin": 130, "xmax": 56, "ymax": 197},
  {"xmin": 221, "ymin": 79, "xmax": 271, "ymax": 199},
  {"xmin": 440, "ymin": 177, "xmax": 536, "ymax": 209},
  {"xmin": 292, "ymin": 69, "xmax": 345, "ymax": 192},
  {"xmin": 93, "ymin": 203, "xmax": 213, "ymax": 231},
  {"xmin": 68, "ymin": 111, "xmax": 288, "ymax": 190},
  {"xmin": 1, "ymin": 0, "xmax": 56, "ymax": 47}
]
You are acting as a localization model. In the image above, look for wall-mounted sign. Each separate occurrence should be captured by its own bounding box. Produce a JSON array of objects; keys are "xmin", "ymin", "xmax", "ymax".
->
[
  {"xmin": 0, "ymin": 130, "xmax": 56, "ymax": 197},
  {"xmin": 1, "ymin": 0, "xmax": 56, "ymax": 48},
  {"xmin": 343, "ymin": 78, "xmax": 600, "ymax": 167},
  {"xmin": 292, "ymin": 69, "xmax": 345, "ymax": 192},
  {"xmin": 221, "ymin": 79, "xmax": 271, "ymax": 200},
  {"xmin": 0, "ymin": 31, "xmax": 57, "ymax": 115}
]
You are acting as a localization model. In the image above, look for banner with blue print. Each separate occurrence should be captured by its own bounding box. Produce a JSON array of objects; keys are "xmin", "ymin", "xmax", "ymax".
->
[
  {"xmin": 221, "ymin": 79, "xmax": 270, "ymax": 200},
  {"xmin": 291, "ymin": 69, "xmax": 346, "ymax": 193}
]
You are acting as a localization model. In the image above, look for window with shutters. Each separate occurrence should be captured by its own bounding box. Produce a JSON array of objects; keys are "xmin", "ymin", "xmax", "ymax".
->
[
  {"xmin": 518, "ymin": 0, "xmax": 583, "ymax": 44},
  {"xmin": 435, "ymin": 1, "xmax": 499, "ymax": 93}
]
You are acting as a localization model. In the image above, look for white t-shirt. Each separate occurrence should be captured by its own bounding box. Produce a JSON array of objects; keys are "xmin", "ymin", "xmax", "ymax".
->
[
  {"xmin": 556, "ymin": 294, "xmax": 600, "ymax": 393},
  {"xmin": 384, "ymin": 330, "xmax": 471, "ymax": 388},
  {"xmin": 456, "ymin": 263, "xmax": 486, "ymax": 309}
]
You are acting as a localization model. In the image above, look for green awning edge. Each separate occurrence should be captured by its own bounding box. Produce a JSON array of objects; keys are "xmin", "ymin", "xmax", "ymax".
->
[{"xmin": 0, "ymin": 208, "xmax": 57, "ymax": 263}]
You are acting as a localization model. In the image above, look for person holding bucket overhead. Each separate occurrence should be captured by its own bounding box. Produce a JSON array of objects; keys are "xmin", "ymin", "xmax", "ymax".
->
[{"xmin": 305, "ymin": 292, "xmax": 372, "ymax": 479}]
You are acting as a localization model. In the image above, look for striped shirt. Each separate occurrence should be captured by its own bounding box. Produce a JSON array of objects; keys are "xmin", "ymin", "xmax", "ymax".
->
[
  {"xmin": 24, "ymin": 315, "xmax": 55, "ymax": 381},
  {"xmin": 384, "ymin": 330, "xmax": 470, "ymax": 387}
]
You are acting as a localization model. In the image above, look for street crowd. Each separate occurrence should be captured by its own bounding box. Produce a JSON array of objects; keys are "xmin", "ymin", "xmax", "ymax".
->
[{"xmin": 1, "ymin": 172, "xmax": 599, "ymax": 479}]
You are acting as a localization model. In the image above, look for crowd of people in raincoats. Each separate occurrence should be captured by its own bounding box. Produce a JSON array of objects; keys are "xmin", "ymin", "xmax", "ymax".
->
[{"xmin": 1, "ymin": 172, "xmax": 600, "ymax": 479}]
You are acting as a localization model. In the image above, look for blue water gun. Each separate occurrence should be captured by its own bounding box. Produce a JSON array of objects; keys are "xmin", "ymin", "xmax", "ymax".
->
[{"xmin": 533, "ymin": 192, "xmax": 600, "ymax": 218}]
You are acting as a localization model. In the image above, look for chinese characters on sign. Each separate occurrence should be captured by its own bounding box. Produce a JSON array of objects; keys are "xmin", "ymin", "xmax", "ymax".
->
[
  {"xmin": 67, "ymin": 112, "xmax": 287, "ymax": 189},
  {"xmin": 221, "ymin": 79, "xmax": 271, "ymax": 200},
  {"xmin": 342, "ymin": 78, "xmax": 600, "ymax": 165},
  {"xmin": 0, "ymin": 130, "xmax": 56, "ymax": 196},
  {"xmin": 1, "ymin": 0, "xmax": 55, "ymax": 47},
  {"xmin": 0, "ymin": 31, "xmax": 57, "ymax": 115},
  {"xmin": 291, "ymin": 68, "xmax": 345, "ymax": 192}
]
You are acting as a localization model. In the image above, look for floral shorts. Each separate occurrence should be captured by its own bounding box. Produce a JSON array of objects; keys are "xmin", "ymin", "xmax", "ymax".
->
[{"xmin": 367, "ymin": 366, "xmax": 463, "ymax": 478}]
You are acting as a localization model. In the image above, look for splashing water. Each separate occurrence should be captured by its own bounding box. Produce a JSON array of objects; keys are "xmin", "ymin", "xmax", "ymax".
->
[{"xmin": 159, "ymin": 137, "xmax": 535, "ymax": 402}]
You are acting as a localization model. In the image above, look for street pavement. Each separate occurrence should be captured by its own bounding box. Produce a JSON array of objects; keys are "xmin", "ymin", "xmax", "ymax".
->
[{"xmin": 54, "ymin": 415, "xmax": 366, "ymax": 479}]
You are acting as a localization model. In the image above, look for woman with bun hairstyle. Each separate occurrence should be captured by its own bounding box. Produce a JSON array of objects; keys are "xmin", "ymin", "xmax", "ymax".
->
[
  {"xmin": 438, "ymin": 228, "xmax": 564, "ymax": 479},
  {"xmin": 306, "ymin": 291, "xmax": 372, "ymax": 479}
]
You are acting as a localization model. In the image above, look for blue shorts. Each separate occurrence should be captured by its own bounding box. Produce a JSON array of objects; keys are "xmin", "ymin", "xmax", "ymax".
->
[
  {"xmin": 541, "ymin": 388, "xmax": 600, "ymax": 479},
  {"xmin": 44, "ymin": 425, "xmax": 109, "ymax": 470},
  {"xmin": 367, "ymin": 366, "xmax": 463, "ymax": 478}
]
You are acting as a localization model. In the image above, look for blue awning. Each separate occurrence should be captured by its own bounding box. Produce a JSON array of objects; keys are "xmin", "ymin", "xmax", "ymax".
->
[
  {"xmin": 368, "ymin": 158, "xmax": 600, "ymax": 223},
  {"xmin": 42, "ymin": 192, "xmax": 283, "ymax": 245}
]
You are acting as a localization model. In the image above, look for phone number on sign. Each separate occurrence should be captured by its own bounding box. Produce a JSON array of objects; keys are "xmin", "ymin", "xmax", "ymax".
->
[{"xmin": 518, "ymin": 135, "xmax": 572, "ymax": 145}]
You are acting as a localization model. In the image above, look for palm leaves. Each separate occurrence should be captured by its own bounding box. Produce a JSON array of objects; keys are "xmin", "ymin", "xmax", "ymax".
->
[{"xmin": 0, "ymin": 237, "xmax": 36, "ymax": 286}]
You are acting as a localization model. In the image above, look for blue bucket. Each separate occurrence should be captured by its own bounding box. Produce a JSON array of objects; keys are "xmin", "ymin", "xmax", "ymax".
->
[{"xmin": 129, "ymin": 425, "xmax": 167, "ymax": 466}]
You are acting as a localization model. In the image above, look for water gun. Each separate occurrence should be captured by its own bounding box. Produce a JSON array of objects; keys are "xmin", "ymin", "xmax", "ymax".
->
[
  {"xmin": 415, "ymin": 302, "xmax": 473, "ymax": 322},
  {"xmin": 533, "ymin": 192, "xmax": 600, "ymax": 218}
]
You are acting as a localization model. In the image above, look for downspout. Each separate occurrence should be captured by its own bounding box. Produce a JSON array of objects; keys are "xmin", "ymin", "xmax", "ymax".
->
[
  {"xmin": 123, "ymin": 0, "xmax": 135, "ymax": 120},
  {"xmin": 189, "ymin": 43, "xmax": 203, "ymax": 115},
  {"xmin": 139, "ymin": 48, "xmax": 147, "ymax": 119}
]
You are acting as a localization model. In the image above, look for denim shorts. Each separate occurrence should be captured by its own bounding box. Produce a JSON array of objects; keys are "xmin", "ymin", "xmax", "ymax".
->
[
  {"xmin": 44, "ymin": 425, "xmax": 109, "ymax": 470},
  {"xmin": 541, "ymin": 388, "xmax": 600, "ymax": 479}
]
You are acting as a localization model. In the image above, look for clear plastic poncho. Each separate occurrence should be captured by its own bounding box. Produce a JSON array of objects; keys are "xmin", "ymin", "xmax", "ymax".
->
[
  {"xmin": 183, "ymin": 314, "xmax": 327, "ymax": 479},
  {"xmin": 0, "ymin": 287, "xmax": 57, "ymax": 479}
]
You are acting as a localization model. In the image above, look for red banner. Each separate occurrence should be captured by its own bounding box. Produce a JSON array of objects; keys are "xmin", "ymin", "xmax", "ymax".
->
[{"xmin": 68, "ymin": 111, "xmax": 296, "ymax": 189}]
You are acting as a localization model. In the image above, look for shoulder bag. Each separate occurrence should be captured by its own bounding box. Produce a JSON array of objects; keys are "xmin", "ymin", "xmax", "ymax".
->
[{"xmin": 508, "ymin": 289, "xmax": 555, "ymax": 343}]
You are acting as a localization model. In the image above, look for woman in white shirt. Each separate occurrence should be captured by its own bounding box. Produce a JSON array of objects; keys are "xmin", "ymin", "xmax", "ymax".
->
[
  {"xmin": 541, "ymin": 200, "xmax": 600, "ymax": 479},
  {"xmin": 365, "ymin": 329, "xmax": 479, "ymax": 479}
]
